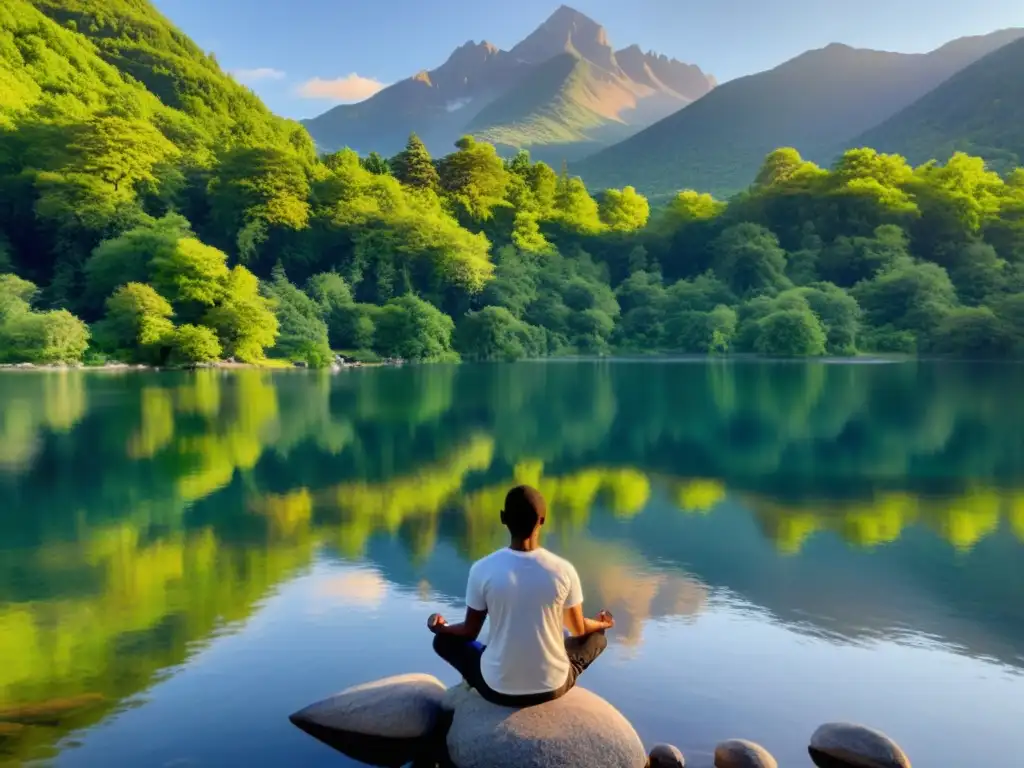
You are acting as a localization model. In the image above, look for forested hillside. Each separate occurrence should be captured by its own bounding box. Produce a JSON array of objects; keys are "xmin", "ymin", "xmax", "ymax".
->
[
  {"xmin": 3, "ymin": 0, "xmax": 1024, "ymax": 368},
  {"xmin": 853, "ymin": 37, "xmax": 1024, "ymax": 171}
]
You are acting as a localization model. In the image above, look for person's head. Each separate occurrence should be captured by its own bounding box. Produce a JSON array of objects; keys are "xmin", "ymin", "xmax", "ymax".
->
[{"xmin": 500, "ymin": 485, "xmax": 546, "ymax": 541}]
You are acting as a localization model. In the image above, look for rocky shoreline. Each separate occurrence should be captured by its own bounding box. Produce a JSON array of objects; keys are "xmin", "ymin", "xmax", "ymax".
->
[
  {"xmin": 0, "ymin": 355, "xmax": 406, "ymax": 373},
  {"xmin": 289, "ymin": 673, "xmax": 911, "ymax": 768}
]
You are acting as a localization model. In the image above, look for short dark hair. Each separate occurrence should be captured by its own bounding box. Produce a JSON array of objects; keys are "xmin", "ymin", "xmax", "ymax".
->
[{"xmin": 502, "ymin": 485, "xmax": 546, "ymax": 538}]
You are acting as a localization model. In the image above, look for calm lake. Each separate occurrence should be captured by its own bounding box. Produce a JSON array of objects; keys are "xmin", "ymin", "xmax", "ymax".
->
[{"xmin": 2, "ymin": 360, "xmax": 1024, "ymax": 767}]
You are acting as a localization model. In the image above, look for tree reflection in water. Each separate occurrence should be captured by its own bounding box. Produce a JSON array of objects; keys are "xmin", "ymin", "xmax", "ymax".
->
[{"xmin": 2, "ymin": 361, "xmax": 1024, "ymax": 763}]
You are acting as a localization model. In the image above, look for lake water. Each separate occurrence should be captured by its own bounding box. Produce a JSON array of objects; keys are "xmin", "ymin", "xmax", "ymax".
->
[{"xmin": 2, "ymin": 360, "xmax": 1024, "ymax": 767}]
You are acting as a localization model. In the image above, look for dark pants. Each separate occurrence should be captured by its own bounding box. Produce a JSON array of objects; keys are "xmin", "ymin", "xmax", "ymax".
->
[{"xmin": 432, "ymin": 631, "xmax": 607, "ymax": 708}]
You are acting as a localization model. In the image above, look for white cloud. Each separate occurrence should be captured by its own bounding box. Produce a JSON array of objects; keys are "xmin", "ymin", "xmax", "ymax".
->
[
  {"xmin": 297, "ymin": 74, "xmax": 387, "ymax": 102},
  {"xmin": 231, "ymin": 67, "xmax": 286, "ymax": 84},
  {"xmin": 446, "ymin": 97, "xmax": 473, "ymax": 112}
]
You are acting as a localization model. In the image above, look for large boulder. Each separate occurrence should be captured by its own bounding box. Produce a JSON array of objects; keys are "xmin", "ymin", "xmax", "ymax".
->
[
  {"xmin": 809, "ymin": 723, "xmax": 911, "ymax": 768},
  {"xmin": 714, "ymin": 739, "xmax": 778, "ymax": 768},
  {"xmin": 445, "ymin": 684, "xmax": 646, "ymax": 768},
  {"xmin": 288, "ymin": 673, "xmax": 448, "ymax": 766}
]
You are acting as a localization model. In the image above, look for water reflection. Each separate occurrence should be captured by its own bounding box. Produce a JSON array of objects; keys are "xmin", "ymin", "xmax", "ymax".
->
[{"xmin": 2, "ymin": 362, "xmax": 1024, "ymax": 764}]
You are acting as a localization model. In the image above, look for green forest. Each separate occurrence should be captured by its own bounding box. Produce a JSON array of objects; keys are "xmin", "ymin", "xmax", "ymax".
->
[{"xmin": 3, "ymin": 0, "xmax": 1024, "ymax": 366}]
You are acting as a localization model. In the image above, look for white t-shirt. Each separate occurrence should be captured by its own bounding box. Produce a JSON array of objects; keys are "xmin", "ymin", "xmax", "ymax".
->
[{"xmin": 466, "ymin": 547, "xmax": 583, "ymax": 696}]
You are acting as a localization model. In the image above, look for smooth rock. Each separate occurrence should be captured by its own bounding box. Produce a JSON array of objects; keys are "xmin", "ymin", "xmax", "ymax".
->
[
  {"xmin": 649, "ymin": 743, "xmax": 686, "ymax": 767},
  {"xmin": 289, "ymin": 673, "xmax": 447, "ymax": 740},
  {"xmin": 441, "ymin": 680, "xmax": 471, "ymax": 712},
  {"xmin": 445, "ymin": 684, "xmax": 646, "ymax": 768},
  {"xmin": 714, "ymin": 739, "xmax": 778, "ymax": 768},
  {"xmin": 809, "ymin": 723, "xmax": 910, "ymax": 768}
]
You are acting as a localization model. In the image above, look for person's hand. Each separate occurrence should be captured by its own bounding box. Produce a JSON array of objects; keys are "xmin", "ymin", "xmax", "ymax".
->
[
  {"xmin": 427, "ymin": 613, "xmax": 447, "ymax": 633},
  {"xmin": 595, "ymin": 609, "xmax": 615, "ymax": 630}
]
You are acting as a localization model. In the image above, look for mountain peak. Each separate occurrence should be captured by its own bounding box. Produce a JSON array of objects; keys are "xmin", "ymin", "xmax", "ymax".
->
[
  {"xmin": 437, "ymin": 38, "xmax": 504, "ymax": 76},
  {"xmin": 547, "ymin": 4, "xmax": 597, "ymax": 25},
  {"xmin": 511, "ymin": 3, "xmax": 613, "ymax": 69}
]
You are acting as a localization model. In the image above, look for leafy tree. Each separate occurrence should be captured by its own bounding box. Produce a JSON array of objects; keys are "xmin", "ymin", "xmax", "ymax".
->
[
  {"xmin": 0, "ymin": 274, "xmax": 38, "ymax": 322},
  {"xmin": 569, "ymin": 308, "xmax": 616, "ymax": 354},
  {"xmin": 707, "ymin": 305, "xmax": 739, "ymax": 353},
  {"xmin": 525, "ymin": 161, "xmax": 558, "ymax": 218},
  {"xmin": 663, "ymin": 273, "xmax": 734, "ymax": 314},
  {"xmin": 554, "ymin": 172, "xmax": 602, "ymax": 235},
  {"xmin": 84, "ymin": 214, "xmax": 193, "ymax": 315},
  {"xmin": 67, "ymin": 116, "xmax": 179, "ymax": 195},
  {"xmin": 661, "ymin": 190, "xmax": 727, "ymax": 228},
  {"xmin": 263, "ymin": 266, "xmax": 332, "ymax": 366},
  {"xmin": 374, "ymin": 294, "xmax": 456, "ymax": 362},
  {"xmin": 305, "ymin": 271, "xmax": 382, "ymax": 350},
  {"xmin": 711, "ymin": 223, "xmax": 789, "ymax": 297},
  {"xmin": 329, "ymin": 304, "xmax": 378, "ymax": 350},
  {"xmin": 599, "ymin": 186, "xmax": 650, "ymax": 232},
  {"xmin": 818, "ymin": 225, "xmax": 910, "ymax": 287},
  {"xmin": 511, "ymin": 212, "xmax": 550, "ymax": 253},
  {"xmin": 391, "ymin": 134, "xmax": 439, "ymax": 191},
  {"xmin": 0, "ymin": 309, "xmax": 90, "ymax": 364},
  {"xmin": 439, "ymin": 136, "xmax": 509, "ymax": 220},
  {"xmin": 616, "ymin": 270, "xmax": 666, "ymax": 315},
  {"xmin": 928, "ymin": 307, "xmax": 1015, "ymax": 358},
  {"xmin": 793, "ymin": 283, "xmax": 862, "ymax": 354},
  {"xmin": 754, "ymin": 308, "xmax": 827, "ymax": 357},
  {"xmin": 169, "ymin": 324, "xmax": 222, "ymax": 364},
  {"xmin": 207, "ymin": 147, "xmax": 311, "ymax": 256},
  {"xmin": 94, "ymin": 283, "xmax": 174, "ymax": 363},
  {"xmin": 361, "ymin": 152, "xmax": 391, "ymax": 176},
  {"xmin": 455, "ymin": 306, "xmax": 543, "ymax": 361},
  {"xmin": 948, "ymin": 242, "xmax": 1006, "ymax": 306},
  {"xmin": 480, "ymin": 247, "xmax": 539, "ymax": 319},
  {"xmin": 662, "ymin": 302, "xmax": 738, "ymax": 354},
  {"xmin": 618, "ymin": 305, "xmax": 665, "ymax": 349},
  {"xmin": 753, "ymin": 147, "xmax": 826, "ymax": 190},
  {"xmin": 853, "ymin": 259, "xmax": 958, "ymax": 343},
  {"xmin": 150, "ymin": 237, "xmax": 230, "ymax": 313},
  {"xmin": 307, "ymin": 271, "xmax": 353, "ymax": 313},
  {"xmin": 203, "ymin": 266, "xmax": 278, "ymax": 362}
]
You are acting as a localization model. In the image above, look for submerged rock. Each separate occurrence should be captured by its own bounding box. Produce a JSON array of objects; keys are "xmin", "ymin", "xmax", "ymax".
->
[
  {"xmin": 445, "ymin": 684, "xmax": 646, "ymax": 768},
  {"xmin": 714, "ymin": 739, "xmax": 778, "ymax": 768},
  {"xmin": 649, "ymin": 743, "xmax": 686, "ymax": 767},
  {"xmin": 809, "ymin": 723, "xmax": 910, "ymax": 768},
  {"xmin": 0, "ymin": 693, "xmax": 105, "ymax": 725}
]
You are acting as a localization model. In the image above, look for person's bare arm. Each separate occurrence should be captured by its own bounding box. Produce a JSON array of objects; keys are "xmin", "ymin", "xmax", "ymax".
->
[
  {"xmin": 428, "ymin": 607, "xmax": 487, "ymax": 640},
  {"xmin": 563, "ymin": 604, "xmax": 614, "ymax": 637}
]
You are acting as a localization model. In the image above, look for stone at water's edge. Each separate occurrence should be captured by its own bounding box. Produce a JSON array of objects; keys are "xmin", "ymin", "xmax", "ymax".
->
[
  {"xmin": 445, "ymin": 684, "xmax": 647, "ymax": 768},
  {"xmin": 714, "ymin": 739, "xmax": 778, "ymax": 768},
  {"xmin": 809, "ymin": 723, "xmax": 911, "ymax": 768},
  {"xmin": 649, "ymin": 742, "xmax": 686, "ymax": 767},
  {"xmin": 288, "ymin": 673, "xmax": 447, "ymax": 739}
]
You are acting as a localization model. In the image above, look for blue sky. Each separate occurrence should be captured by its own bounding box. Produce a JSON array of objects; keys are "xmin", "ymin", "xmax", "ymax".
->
[{"xmin": 152, "ymin": 0, "xmax": 1024, "ymax": 120}]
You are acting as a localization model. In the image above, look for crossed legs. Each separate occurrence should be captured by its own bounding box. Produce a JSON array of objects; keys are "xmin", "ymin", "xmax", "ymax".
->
[{"xmin": 432, "ymin": 631, "xmax": 607, "ymax": 707}]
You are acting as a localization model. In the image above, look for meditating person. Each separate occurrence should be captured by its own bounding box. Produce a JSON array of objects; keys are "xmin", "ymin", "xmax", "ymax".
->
[{"xmin": 428, "ymin": 485, "xmax": 614, "ymax": 707}]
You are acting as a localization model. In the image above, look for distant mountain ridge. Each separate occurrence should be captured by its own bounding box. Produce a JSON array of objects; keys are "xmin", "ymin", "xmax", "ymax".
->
[
  {"xmin": 574, "ymin": 27, "xmax": 1024, "ymax": 199},
  {"xmin": 302, "ymin": 5, "xmax": 716, "ymax": 162},
  {"xmin": 851, "ymin": 36, "xmax": 1024, "ymax": 171}
]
